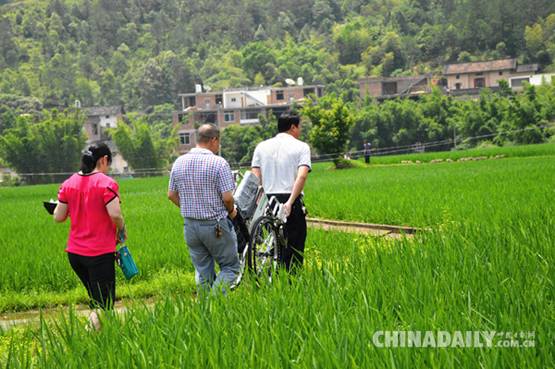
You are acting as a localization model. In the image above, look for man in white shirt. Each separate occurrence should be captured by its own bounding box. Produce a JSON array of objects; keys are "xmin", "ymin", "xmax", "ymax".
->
[{"xmin": 251, "ymin": 113, "xmax": 311, "ymax": 271}]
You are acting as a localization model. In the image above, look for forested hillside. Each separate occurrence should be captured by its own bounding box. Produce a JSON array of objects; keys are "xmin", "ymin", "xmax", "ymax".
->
[{"xmin": 1, "ymin": 0, "xmax": 555, "ymax": 111}]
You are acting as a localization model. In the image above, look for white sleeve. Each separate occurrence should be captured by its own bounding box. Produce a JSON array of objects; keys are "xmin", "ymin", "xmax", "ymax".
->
[
  {"xmin": 251, "ymin": 145, "xmax": 261, "ymax": 168},
  {"xmin": 299, "ymin": 144, "xmax": 311, "ymax": 172}
]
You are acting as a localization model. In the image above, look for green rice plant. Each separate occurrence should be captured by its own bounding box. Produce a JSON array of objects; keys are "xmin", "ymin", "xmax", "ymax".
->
[
  {"xmin": 307, "ymin": 154, "xmax": 555, "ymax": 227},
  {"xmin": 0, "ymin": 144, "xmax": 553, "ymax": 312},
  {"xmin": 2, "ymin": 223, "xmax": 552, "ymax": 368}
]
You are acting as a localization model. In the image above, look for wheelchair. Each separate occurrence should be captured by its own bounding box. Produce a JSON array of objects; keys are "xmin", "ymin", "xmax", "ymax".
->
[{"xmin": 232, "ymin": 171, "xmax": 288, "ymax": 284}]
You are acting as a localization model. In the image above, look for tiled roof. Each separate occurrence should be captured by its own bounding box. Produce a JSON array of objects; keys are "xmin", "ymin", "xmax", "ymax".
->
[
  {"xmin": 83, "ymin": 106, "xmax": 124, "ymax": 116},
  {"xmin": 516, "ymin": 64, "xmax": 539, "ymax": 73},
  {"xmin": 443, "ymin": 59, "xmax": 517, "ymax": 75},
  {"xmin": 359, "ymin": 74, "xmax": 432, "ymax": 82},
  {"xmin": 178, "ymin": 85, "xmax": 324, "ymax": 96}
]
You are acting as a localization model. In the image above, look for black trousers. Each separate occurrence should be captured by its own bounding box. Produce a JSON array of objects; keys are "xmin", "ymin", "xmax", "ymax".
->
[
  {"xmin": 268, "ymin": 194, "xmax": 307, "ymax": 271},
  {"xmin": 68, "ymin": 252, "xmax": 116, "ymax": 309}
]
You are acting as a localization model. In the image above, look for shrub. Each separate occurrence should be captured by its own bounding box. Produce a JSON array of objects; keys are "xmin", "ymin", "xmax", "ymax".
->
[{"xmin": 333, "ymin": 157, "xmax": 355, "ymax": 169}]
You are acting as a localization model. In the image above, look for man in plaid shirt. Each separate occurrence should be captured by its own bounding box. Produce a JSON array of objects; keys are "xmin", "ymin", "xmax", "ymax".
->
[{"xmin": 168, "ymin": 124, "xmax": 240, "ymax": 291}]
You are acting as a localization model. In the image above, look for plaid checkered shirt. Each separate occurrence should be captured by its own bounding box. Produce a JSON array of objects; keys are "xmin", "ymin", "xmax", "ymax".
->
[{"xmin": 169, "ymin": 148, "xmax": 235, "ymax": 220}]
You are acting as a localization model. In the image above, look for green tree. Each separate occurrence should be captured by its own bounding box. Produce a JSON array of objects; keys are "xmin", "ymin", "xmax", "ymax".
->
[
  {"xmin": 110, "ymin": 117, "xmax": 176, "ymax": 172},
  {"xmin": 220, "ymin": 113, "xmax": 275, "ymax": 165},
  {"xmin": 0, "ymin": 16, "xmax": 18, "ymax": 67},
  {"xmin": 241, "ymin": 42, "xmax": 276, "ymax": 82},
  {"xmin": 138, "ymin": 51, "xmax": 194, "ymax": 108},
  {"xmin": 0, "ymin": 109, "xmax": 17, "ymax": 136},
  {"xmin": 303, "ymin": 95, "xmax": 354, "ymax": 157},
  {"xmin": 2, "ymin": 0, "xmax": 555, "ymax": 114},
  {"xmin": 253, "ymin": 25, "xmax": 268, "ymax": 41},
  {"xmin": 201, "ymin": 50, "xmax": 251, "ymax": 89},
  {"xmin": 0, "ymin": 110, "xmax": 86, "ymax": 184},
  {"xmin": 508, "ymin": 84, "xmax": 547, "ymax": 144},
  {"xmin": 332, "ymin": 17, "xmax": 372, "ymax": 65}
]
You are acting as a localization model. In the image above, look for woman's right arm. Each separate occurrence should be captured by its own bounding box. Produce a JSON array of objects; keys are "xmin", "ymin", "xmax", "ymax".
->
[
  {"xmin": 106, "ymin": 200, "xmax": 125, "ymax": 236},
  {"xmin": 53, "ymin": 203, "xmax": 69, "ymax": 222}
]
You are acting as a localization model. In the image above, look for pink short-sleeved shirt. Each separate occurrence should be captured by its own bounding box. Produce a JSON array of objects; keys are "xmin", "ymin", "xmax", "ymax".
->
[{"xmin": 58, "ymin": 172, "xmax": 120, "ymax": 256}]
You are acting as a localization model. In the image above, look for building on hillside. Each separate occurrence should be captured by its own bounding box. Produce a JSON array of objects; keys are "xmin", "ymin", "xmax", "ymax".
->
[
  {"xmin": 173, "ymin": 84, "xmax": 324, "ymax": 154},
  {"xmin": 83, "ymin": 106, "xmax": 129, "ymax": 173},
  {"xmin": 0, "ymin": 167, "xmax": 16, "ymax": 184},
  {"xmin": 359, "ymin": 75, "xmax": 434, "ymax": 100},
  {"xmin": 443, "ymin": 58, "xmax": 539, "ymax": 93},
  {"xmin": 509, "ymin": 72, "xmax": 555, "ymax": 89}
]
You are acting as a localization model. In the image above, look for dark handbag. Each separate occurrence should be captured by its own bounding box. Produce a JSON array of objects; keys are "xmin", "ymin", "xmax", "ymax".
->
[
  {"xmin": 231, "ymin": 211, "xmax": 250, "ymax": 254},
  {"xmin": 43, "ymin": 200, "xmax": 57, "ymax": 215}
]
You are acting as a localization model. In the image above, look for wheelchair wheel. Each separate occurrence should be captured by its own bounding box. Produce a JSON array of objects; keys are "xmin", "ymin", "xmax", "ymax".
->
[
  {"xmin": 247, "ymin": 216, "xmax": 280, "ymax": 279},
  {"xmin": 234, "ymin": 237, "xmax": 250, "ymax": 288}
]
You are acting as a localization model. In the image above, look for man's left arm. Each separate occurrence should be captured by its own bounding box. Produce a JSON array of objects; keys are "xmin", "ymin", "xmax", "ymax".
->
[
  {"xmin": 283, "ymin": 144, "xmax": 311, "ymax": 216},
  {"xmin": 283, "ymin": 166, "xmax": 310, "ymax": 217},
  {"xmin": 218, "ymin": 161, "xmax": 237, "ymax": 219},
  {"xmin": 222, "ymin": 191, "xmax": 237, "ymax": 219},
  {"xmin": 168, "ymin": 190, "xmax": 180, "ymax": 208},
  {"xmin": 167, "ymin": 162, "xmax": 180, "ymax": 208},
  {"xmin": 251, "ymin": 145, "xmax": 262, "ymax": 185}
]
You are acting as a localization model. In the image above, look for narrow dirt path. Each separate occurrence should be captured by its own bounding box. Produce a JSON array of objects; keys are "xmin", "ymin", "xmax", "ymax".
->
[
  {"xmin": 0, "ymin": 299, "xmax": 153, "ymax": 332},
  {"xmin": 307, "ymin": 218, "xmax": 421, "ymax": 238}
]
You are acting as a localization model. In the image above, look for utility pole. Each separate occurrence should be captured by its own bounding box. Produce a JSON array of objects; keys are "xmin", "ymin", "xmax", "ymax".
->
[{"xmin": 217, "ymin": 102, "xmax": 222, "ymax": 155}]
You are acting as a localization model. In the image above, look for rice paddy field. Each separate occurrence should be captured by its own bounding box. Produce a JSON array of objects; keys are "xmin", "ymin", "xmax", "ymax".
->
[
  {"xmin": 353, "ymin": 141, "xmax": 555, "ymax": 165},
  {"xmin": 0, "ymin": 143, "xmax": 554, "ymax": 368}
]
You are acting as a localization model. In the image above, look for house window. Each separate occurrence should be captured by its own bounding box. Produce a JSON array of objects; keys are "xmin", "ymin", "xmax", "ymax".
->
[
  {"xmin": 499, "ymin": 71, "xmax": 503, "ymax": 76},
  {"xmin": 246, "ymin": 110, "xmax": 259, "ymax": 119},
  {"xmin": 179, "ymin": 133, "xmax": 191, "ymax": 145},
  {"xmin": 510, "ymin": 77, "xmax": 530, "ymax": 88},
  {"xmin": 186, "ymin": 96, "xmax": 196, "ymax": 107},
  {"xmin": 476, "ymin": 72, "xmax": 483, "ymax": 76},
  {"xmin": 382, "ymin": 81, "xmax": 398, "ymax": 95},
  {"xmin": 455, "ymin": 83, "xmax": 461, "ymax": 90},
  {"xmin": 243, "ymin": 110, "xmax": 261, "ymax": 120},
  {"xmin": 105, "ymin": 115, "xmax": 110, "ymax": 119},
  {"xmin": 106, "ymin": 123, "xmax": 111, "ymax": 129},
  {"xmin": 216, "ymin": 94, "xmax": 223, "ymax": 105},
  {"xmin": 231, "ymin": 97, "xmax": 237, "ymax": 102},
  {"xmin": 224, "ymin": 111, "xmax": 235, "ymax": 122},
  {"xmin": 199, "ymin": 112, "xmax": 216, "ymax": 123},
  {"xmin": 303, "ymin": 88, "xmax": 315, "ymax": 97},
  {"xmin": 92, "ymin": 124, "xmax": 98, "ymax": 135},
  {"xmin": 271, "ymin": 107, "xmax": 289, "ymax": 119},
  {"xmin": 456, "ymin": 74, "xmax": 460, "ymax": 79},
  {"xmin": 474, "ymin": 78, "xmax": 485, "ymax": 88},
  {"xmin": 276, "ymin": 90, "xmax": 284, "ymax": 100}
]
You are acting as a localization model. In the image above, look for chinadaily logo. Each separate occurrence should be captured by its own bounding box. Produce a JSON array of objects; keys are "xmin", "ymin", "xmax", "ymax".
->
[{"xmin": 372, "ymin": 331, "xmax": 536, "ymax": 348}]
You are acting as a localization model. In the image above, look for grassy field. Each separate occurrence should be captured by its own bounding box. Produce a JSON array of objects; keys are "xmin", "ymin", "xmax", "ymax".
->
[
  {"xmin": 347, "ymin": 141, "xmax": 555, "ymax": 165},
  {"xmin": 0, "ymin": 144, "xmax": 553, "ymax": 368},
  {"xmin": 2, "ymin": 224, "xmax": 552, "ymax": 368},
  {"xmin": 308, "ymin": 154, "xmax": 555, "ymax": 226}
]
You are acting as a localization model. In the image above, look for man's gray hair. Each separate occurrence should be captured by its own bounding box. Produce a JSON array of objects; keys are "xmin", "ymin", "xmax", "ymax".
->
[{"xmin": 197, "ymin": 124, "xmax": 220, "ymax": 143}]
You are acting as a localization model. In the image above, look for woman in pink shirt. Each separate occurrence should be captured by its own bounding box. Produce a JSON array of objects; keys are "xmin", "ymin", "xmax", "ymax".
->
[{"xmin": 53, "ymin": 143, "xmax": 126, "ymax": 329}]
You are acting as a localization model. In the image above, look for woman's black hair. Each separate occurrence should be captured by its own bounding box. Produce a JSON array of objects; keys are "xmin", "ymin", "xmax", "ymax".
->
[{"xmin": 80, "ymin": 143, "xmax": 112, "ymax": 174}]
